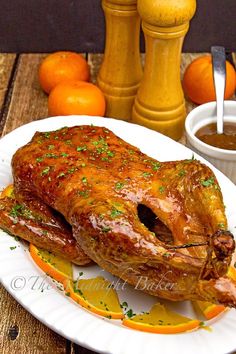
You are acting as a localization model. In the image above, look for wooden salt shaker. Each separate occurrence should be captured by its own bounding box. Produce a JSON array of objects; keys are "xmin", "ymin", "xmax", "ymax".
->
[
  {"xmin": 132, "ymin": 0, "xmax": 196, "ymax": 140},
  {"xmin": 97, "ymin": 0, "xmax": 142, "ymax": 121}
]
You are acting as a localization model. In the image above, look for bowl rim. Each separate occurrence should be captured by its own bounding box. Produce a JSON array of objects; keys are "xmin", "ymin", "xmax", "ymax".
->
[{"xmin": 185, "ymin": 101, "xmax": 236, "ymax": 156}]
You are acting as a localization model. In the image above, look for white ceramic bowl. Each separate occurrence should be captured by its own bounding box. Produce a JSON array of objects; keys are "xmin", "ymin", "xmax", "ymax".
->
[{"xmin": 185, "ymin": 101, "xmax": 236, "ymax": 184}]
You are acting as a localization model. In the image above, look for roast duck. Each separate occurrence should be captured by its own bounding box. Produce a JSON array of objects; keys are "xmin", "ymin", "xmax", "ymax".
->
[{"xmin": 0, "ymin": 125, "xmax": 236, "ymax": 307}]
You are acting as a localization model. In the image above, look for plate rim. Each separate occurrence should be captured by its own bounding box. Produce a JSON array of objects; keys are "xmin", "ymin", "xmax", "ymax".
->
[{"xmin": 0, "ymin": 115, "xmax": 236, "ymax": 354}]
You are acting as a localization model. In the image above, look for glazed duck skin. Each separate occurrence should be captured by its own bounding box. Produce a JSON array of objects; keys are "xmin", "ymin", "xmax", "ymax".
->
[
  {"xmin": 0, "ymin": 192, "xmax": 90, "ymax": 265},
  {"xmin": 11, "ymin": 126, "xmax": 236, "ymax": 306}
]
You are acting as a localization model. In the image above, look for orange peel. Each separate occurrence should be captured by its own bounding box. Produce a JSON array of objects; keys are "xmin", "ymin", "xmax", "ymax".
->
[{"xmin": 193, "ymin": 301, "xmax": 226, "ymax": 320}]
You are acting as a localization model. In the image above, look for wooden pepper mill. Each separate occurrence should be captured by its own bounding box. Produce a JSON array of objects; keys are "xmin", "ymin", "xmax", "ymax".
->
[
  {"xmin": 132, "ymin": 0, "xmax": 196, "ymax": 140},
  {"xmin": 97, "ymin": 0, "xmax": 142, "ymax": 121}
]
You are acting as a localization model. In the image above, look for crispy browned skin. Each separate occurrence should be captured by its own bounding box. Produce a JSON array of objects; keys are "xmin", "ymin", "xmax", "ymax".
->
[
  {"xmin": 10, "ymin": 126, "xmax": 236, "ymax": 306},
  {"xmin": 0, "ymin": 193, "xmax": 90, "ymax": 265}
]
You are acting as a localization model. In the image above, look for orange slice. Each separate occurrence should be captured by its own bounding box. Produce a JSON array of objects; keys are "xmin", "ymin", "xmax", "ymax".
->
[
  {"xmin": 0, "ymin": 184, "xmax": 14, "ymax": 199},
  {"xmin": 123, "ymin": 303, "xmax": 201, "ymax": 334},
  {"xmin": 30, "ymin": 243, "xmax": 72, "ymax": 283},
  {"xmin": 64, "ymin": 277, "xmax": 124, "ymax": 319},
  {"xmin": 193, "ymin": 301, "xmax": 226, "ymax": 320},
  {"xmin": 228, "ymin": 265, "xmax": 236, "ymax": 281},
  {"xmin": 193, "ymin": 265, "xmax": 236, "ymax": 320}
]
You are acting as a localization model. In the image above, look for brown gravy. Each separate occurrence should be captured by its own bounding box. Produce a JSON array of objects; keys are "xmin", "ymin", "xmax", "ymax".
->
[{"xmin": 196, "ymin": 122, "xmax": 236, "ymax": 150}]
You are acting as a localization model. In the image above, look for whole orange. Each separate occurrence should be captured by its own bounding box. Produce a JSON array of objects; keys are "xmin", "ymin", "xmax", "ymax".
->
[
  {"xmin": 39, "ymin": 52, "xmax": 90, "ymax": 94},
  {"xmin": 183, "ymin": 55, "xmax": 236, "ymax": 104},
  {"xmin": 48, "ymin": 80, "xmax": 106, "ymax": 117}
]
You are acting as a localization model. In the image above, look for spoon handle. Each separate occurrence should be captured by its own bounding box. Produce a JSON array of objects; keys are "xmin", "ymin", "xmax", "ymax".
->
[{"xmin": 211, "ymin": 46, "xmax": 226, "ymax": 135}]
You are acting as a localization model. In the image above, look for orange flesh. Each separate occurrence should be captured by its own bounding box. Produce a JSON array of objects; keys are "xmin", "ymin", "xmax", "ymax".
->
[
  {"xmin": 63, "ymin": 278, "xmax": 124, "ymax": 319},
  {"xmin": 123, "ymin": 303, "xmax": 201, "ymax": 334},
  {"xmin": 0, "ymin": 184, "xmax": 14, "ymax": 199}
]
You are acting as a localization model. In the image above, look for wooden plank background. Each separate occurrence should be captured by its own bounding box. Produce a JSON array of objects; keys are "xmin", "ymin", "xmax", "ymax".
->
[
  {"xmin": 1, "ymin": 0, "xmax": 236, "ymax": 53},
  {"xmin": 0, "ymin": 52, "xmax": 235, "ymax": 353}
]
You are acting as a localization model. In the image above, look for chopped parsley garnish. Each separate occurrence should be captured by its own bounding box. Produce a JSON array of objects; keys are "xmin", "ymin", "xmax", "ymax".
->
[
  {"xmin": 48, "ymin": 144, "xmax": 54, "ymax": 150},
  {"xmin": 142, "ymin": 172, "xmax": 153, "ymax": 178},
  {"xmin": 151, "ymin": 162, "xmax": 161, "ymax": 171},
  {"xmin": 74, "ymin": 288, "xmax": 83, "ymax": 296},
  {"xmin": 163, "ymin": 252, "xmax": 171, "ymax": 258},
  {"xmin": 57, "ymin": 172, "xmax": 65, "ymax": 178},
  {"xmin": 120, "ymin": 301, "xmax": 128, "ymax": 309},
  {"xmin": 65, "ymin": 140, "xmax": 72, "ymax": 145},
  {"xmin": 101, "ymin": 226, "xmax": 111, "ymax": 233},
  {"xmin": 110, "ymin": 208, "xmax": 123, "ymax": 218},
  {"xmin": 41, "ymin": 167, "xmax": 50, "ymax": 176},
  {"xmin": 9, "ymin": 204, "xmax": 23, "ymax": 218},
  {"xmin": 115, "ymin": 182, "xmax": 124, "ymax": 190},
  {"xmin": 78, "ymin": 190, "xmax": 89, "ymax": 198},
  {"xmin": 98, "ymin": 137, "xmax": 107, "ymax": 145},
  {"xmin": 107, "ymin": 151, "xmax": 114, "ymax": 157},
  {"xmin": 81, "ymin": 177, "xmax": 87, "ymax": 184},
  {"xmin": 77, "ymin": 145, "xmax": 87, "ymax": 152},
  {"xmin": 9, "ymin": 204, "xmax": 32, "ymax": 220},
  {"xmin": 184, "ymin": 154, "xmax": 195, "ymax": 163},
  {"xmin": 68, "ymin": 167, "xmax": 77, "ymax": 174},
  {"xmin": 218, "ymin": 223, "xmax": 225, "ymax": 228},
  {"xmin": 178, "ymin": 169, "xmax": 186, "ymax": 177},
  {"xmin": 61, "ymin": 152, "xmax": 68, "ymax": 157},
  {"xmin": 92, "ymin": 138, "xmax": 112, "ymax": 156},
  {"xmin": 159, "ymin": 186, "xmax": 165, "ymax": 193},
  {"xmin": 44, "ymin": 132, "xmax": 50, "ymax": 139},
  {"xmin": 126, "ymin": 309, "xmax": 135, "ymax": 318},
  {"xmin": 10, "ymin": 246, "xmax": 17, "ymax": 250},
  {"xmin": 45, "ymin": 153, "xmax": 58, "ymax": 158},
  {"xmin": 201, "ymin": 177, "xmax": 215, "ymax": 187},
  {"xmin": 128, "ymin": 149, "xmax": 134, "ymax": 155},
  {"xmin": 96, "ymin": 147, "xmax": 106, "ymax": 154},
  {"xmin": 36, "ymin": 157, "xmax": 43, "ymax": 163}
]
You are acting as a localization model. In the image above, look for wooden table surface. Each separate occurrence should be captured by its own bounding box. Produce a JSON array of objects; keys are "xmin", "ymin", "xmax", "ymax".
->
[{"xmin": 0, "ymin": 53, "xmax": 235, "ymax": 354}]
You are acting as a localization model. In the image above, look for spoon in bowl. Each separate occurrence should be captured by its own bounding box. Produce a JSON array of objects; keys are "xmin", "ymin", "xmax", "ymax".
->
[{"xmin": 211, "ymin": 46, "xmax": 226, "ymax": 135}]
